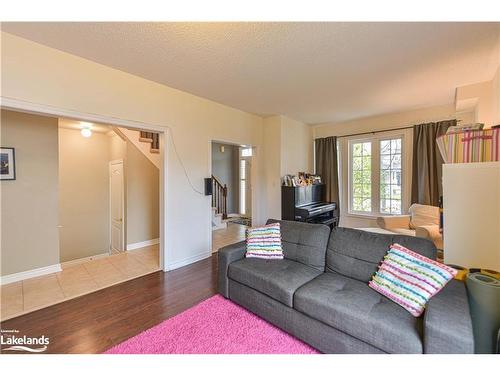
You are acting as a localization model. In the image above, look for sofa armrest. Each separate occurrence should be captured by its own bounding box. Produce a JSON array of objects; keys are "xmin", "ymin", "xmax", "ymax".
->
[
  {"xmin": 423, "ymin": 279, "xmax": 474, "ymax": 353},
  {"xmin": 376, "ymin": 215, "xmax": 411, "ymax": 230},
  {"xmin": 415, "ymin": 224, "xmax": 443, "ymax": 249},
  {"xmin": 218, "ymin": 240, "xmax": 246, "ymax": 298}
]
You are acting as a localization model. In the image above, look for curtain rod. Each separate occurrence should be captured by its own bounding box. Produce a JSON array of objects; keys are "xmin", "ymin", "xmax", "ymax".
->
[
  {"xmin": 334, "ymin": 118, "xmax": 459, "ymax": 139},
  {"xmin": 336, "ymin": 125, "xmax": 413, "ymax": 139}
]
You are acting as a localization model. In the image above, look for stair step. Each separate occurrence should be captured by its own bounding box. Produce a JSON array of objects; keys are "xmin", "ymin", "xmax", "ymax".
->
[
  {"xmin": 139, "ymin": 137, "xmax": 153, "ymax": 143},
  {"xmin": 212, "ymin": 221, "xmax": 228, "ymax": 230},
  {"xmin": 150, "ymin": 148, "xmax": 160, "ymax": 154}
]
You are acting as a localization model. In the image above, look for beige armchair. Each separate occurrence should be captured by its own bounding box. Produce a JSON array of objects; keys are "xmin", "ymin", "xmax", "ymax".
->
[{"xmin": 377, "ymin": 204, "xmax": 443, "ymax": 249}]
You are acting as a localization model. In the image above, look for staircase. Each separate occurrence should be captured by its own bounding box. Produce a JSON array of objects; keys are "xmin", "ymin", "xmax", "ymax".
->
[
  {"xmin": 212, "ymin": 207, "xmax": 227, "ymax": 230},
  {"xmin": 112, "ymin": 127, "xmax": 160, "ymax": 169},
  {"xmin": 138, "ymin": 131, "xmax": 160, "ymax": 154},
  {"xmin": 212, "ymin": 174, "xmax": 228, "ymax": 230}
]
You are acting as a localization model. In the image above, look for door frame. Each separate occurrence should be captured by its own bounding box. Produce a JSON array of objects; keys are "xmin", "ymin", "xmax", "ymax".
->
[
  {"xmin": 1, "ymin": 97, "xmax": 168, "ymax": 271},
  {"xmin": 109, "ymin": 159, "xmax": 125, "ymax": 254},
  {"xmin": 239, "ymin": 153, "xmax": 252, "ymax": 217},
  {"xmin": 208, "ymin": 139, "xmax": 257, "ymax": 251}
]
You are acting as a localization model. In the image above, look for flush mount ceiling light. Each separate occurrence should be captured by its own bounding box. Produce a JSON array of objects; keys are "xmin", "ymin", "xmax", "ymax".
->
[{"xmin": 80, "ymin": 122, "xmax": 93, "ymax": 138}]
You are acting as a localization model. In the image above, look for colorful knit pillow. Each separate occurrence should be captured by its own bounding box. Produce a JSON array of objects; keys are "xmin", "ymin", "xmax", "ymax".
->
[
  {"xmin": 369, "ymin": 243, "xmax": 457, "ymax": 317},
  {"xmin": 245, "ymin": 222, "xmax": 284, "ymax": 259}
]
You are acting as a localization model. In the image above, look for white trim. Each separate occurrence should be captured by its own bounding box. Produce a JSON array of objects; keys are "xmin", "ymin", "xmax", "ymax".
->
[
  {"xmin": 61, "ymin": 253, "xmax": 109, "ymax": 268},
  {"xmin": 126, "ymin": 238, "xmax": 160, "ymax": 251},
  {"xmin": 344, "ymin": 212, "xmax": 379, "ymax": 220},
  {"xmin": 345, "ymin": 129, "xmax": 410, "ymax": 217},
  {"xmin": 0, "ymin": 97, "xmax": 167, "ymax": 133},
  {"xmin": 118, "ymin": 127, "xmax": 160, "ymax": 168},
  {"xmin": 166, "ymin": 251, "xmax": 211, "ymax": 271},
  {"xmin": 1, "ymin": 96, "xmax": 167, "ymax": 273},
  {"xmin": 1, "ymin": 264, "xmax": 62, "ymax": 285},
  {"xmin": 109, "ymin": 159, "xmax": 125, "ymax": 253}
]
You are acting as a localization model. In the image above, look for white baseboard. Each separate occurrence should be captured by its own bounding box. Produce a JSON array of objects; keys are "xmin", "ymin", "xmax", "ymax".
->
[
  {"xmin": 1, "ymin": 264, "xmax": 62, "ymax": 285},
  {"xmin": 166, "ymin": 251, "xmax": 211, "ymax": 271},
  {"xmin": 127, "ymin": 238, "xmax": 160, "ymax": 251},
  {"xmin": 60, "ymin": 252, "xmax": 109, "ymax": 268}
]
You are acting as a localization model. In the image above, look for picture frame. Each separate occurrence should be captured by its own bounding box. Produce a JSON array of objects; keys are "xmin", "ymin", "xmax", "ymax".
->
[{"xmin": 0, "ymin": 147, "xmax": 16, "ymax": 180}]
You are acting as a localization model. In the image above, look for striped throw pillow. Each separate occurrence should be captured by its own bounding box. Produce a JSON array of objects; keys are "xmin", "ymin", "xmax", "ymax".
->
[
  {"xmin": 245, "ymin": 222, "xmax": 284, "ymax": 259},
  {"xmin": 369, "ymin": 243, "xmax": 457, "ymax": 317}
]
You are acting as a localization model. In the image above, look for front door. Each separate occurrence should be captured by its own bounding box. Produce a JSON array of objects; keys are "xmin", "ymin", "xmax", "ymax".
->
[
  {"xmin": 239, "ymin": 148, "xmax": 252, "ymax": 217},
  {"xmin": 109, "ymin": 160, "xmax": 124, "ymax": 253}
]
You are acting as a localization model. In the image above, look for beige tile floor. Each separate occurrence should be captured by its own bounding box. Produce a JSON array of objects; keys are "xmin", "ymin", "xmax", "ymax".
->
[
  {"xmin": 212, "ymin": 222, "xmax": 248, "ymax": 253},
  {"xmin": 0, "ymin": 245, "xmax": 159, "ymax": 322}
]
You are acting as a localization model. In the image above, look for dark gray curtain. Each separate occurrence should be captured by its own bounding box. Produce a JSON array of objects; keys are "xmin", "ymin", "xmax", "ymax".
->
[
  {"xmin": 315, "ymin": 136, "xmax": 340, "ymax": 207},
  {"xmin": 411, "ymin": 119, "xmax": 456, "ymax": 206}
]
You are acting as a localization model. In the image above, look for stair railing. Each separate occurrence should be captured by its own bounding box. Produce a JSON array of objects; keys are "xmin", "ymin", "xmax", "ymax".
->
[
  {"xmin": 211, "ymin": 174, "xmax": 228, "ymax": 220},
  {"xmin": 139, "ymin": 131, "xmax": 160, "ymax": 151}
]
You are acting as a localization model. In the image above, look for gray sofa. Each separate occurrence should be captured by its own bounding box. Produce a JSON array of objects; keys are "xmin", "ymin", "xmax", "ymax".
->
[{"xmin": 218, "ymin": 219, "xmax": 474, "ymax": 354}]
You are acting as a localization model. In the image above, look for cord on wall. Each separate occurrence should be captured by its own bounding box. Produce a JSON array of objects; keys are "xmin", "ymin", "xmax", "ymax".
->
[{"xmin": 164, "ymin": 124, "xmax": 204, "ymax": 196}]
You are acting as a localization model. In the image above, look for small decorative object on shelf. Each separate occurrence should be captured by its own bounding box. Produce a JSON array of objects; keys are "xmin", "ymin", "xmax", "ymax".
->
[{"xmin": 282, "ymin": 173, "xmax": 321, "ymax": 187}]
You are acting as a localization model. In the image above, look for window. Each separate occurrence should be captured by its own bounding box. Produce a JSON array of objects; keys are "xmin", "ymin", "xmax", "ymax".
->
[
  {"xmin": 240, "ymin": 159, "xmax": 246, "ymax": 214},
  {"xmin": 349, "ymin": 135, "xmax": 404, "ymax": 215},
  {"xmin": 241, "ymin": 147, "xmax": 252, "ymax": 157},
  {"xmin": 351, "ymin": 142, "xmax": 372, "ymax": 212},
  {"xmin": 380, "ymin": 139, "xmax": 402, "ymax": 214}
]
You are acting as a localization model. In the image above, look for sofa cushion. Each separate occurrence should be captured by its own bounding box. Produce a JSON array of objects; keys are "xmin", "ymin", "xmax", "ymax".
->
[
  {"xmin": 266, "ymin": 219, "xmax": 330, "ymax": 271},
  {"xmin": 326, "ymin": 227, "xmax": 436, "ymax": 283},
  {"xmin": 369, "ymin": 243, "xmax": 457, "ymax": 317},
  {"xmin": 246, "ymin": 222, "xmax": 284, "ymax": 259},
  {"xmin": 294, "ymin": 273, "xmax": 423, "ymax": 353},
  {"xmin": 228, "ymin": 258, "xmax": 322, "ymax": 307}
]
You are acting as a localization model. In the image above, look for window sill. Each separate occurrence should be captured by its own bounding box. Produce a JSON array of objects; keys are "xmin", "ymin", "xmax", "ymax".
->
[{"xmin": 344, "ymin": 212, "xmax": 379, "ymax": 220}]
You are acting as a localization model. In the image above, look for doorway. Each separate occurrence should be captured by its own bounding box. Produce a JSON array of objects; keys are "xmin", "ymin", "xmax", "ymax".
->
[
  {"xmin": 0, "ymin": 107, "xmax": 165, "ymax": 321},
  {"xmin": 2, "ymin": 97, "xmax": 167, "ymax": 271},
  {"xmin": 210, "ymin": 141, "xmax": 253, "ymax": 253},
  {"xmin": 239, "ymin": 147, "xmax": 252, "ymax": 218},
  {"xmin": 109, "ymin": 159, "xmax": 125, "ymax": 254}
]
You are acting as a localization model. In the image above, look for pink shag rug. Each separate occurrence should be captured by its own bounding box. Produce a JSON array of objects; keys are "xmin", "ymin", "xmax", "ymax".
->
[{"xmin": 105, "ymin": 295, "xmax": 319, "ymax": 354}]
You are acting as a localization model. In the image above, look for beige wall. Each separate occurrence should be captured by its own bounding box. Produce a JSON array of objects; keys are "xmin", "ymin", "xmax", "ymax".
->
[
  {"xmin": 261, "ymin": 115, "xmax": 314, "ymax": 220},
  {"xmin": 313, "ymin": 104, "xmax": 459, "ymax": 139},
  {"xmin": 125, "ymin": 140, "xmax": 159, "ymax": 244},
  {"xmin": 109, "ymin": 132, "xmax": 127, "ymax": 161},
  {"xmin": 58, "ymin": 126, "xmax": 110, "ymax": 262},
  {"xmin": 281, "ymin": 116, "xmax": 313, "ymax": 176},
  {"xmin": 493, "ymin": 66, "xmax": 500, "ymax": 125},
  {"xmin": 263, "ymin": 116, "xmax": 282, "ymax": 220},
  {"xmin": 455, "ymin": 81, "xmax": 495, "ymax": 128},
  {"xmin": 59, "ymin": 128, "xmax": 159, "ymax": 261},
  {"xmin": 312, "ymin": 104, "xmax": 462, "ymax": 229},
  {"xmin": 1, "ymin": 110, "xmax": 60, "ymax": 275},
  {"xmin": 1, "ymin": 32, "xmax": 265, "ymax": 270}
]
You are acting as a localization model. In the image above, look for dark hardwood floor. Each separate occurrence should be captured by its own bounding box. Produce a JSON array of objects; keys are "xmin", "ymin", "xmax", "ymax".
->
[{"xmin": 0, "ymin": 255, "xmax": 218, "ymax": 354}]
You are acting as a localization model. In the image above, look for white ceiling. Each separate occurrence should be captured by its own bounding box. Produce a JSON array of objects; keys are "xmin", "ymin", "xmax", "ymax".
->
[
  {"xmin": 2, "ymin": 22, "xmax": 499, "ymax": 124},
  {"xmin": 59, "ymin": 118, "xmax": 112, "ymax": 134}
]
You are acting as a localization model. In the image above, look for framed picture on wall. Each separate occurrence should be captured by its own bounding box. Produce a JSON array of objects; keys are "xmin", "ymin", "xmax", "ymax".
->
[{"xmin": 0, "ymin": 147, "xmax": 16, "ymax": 180}]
